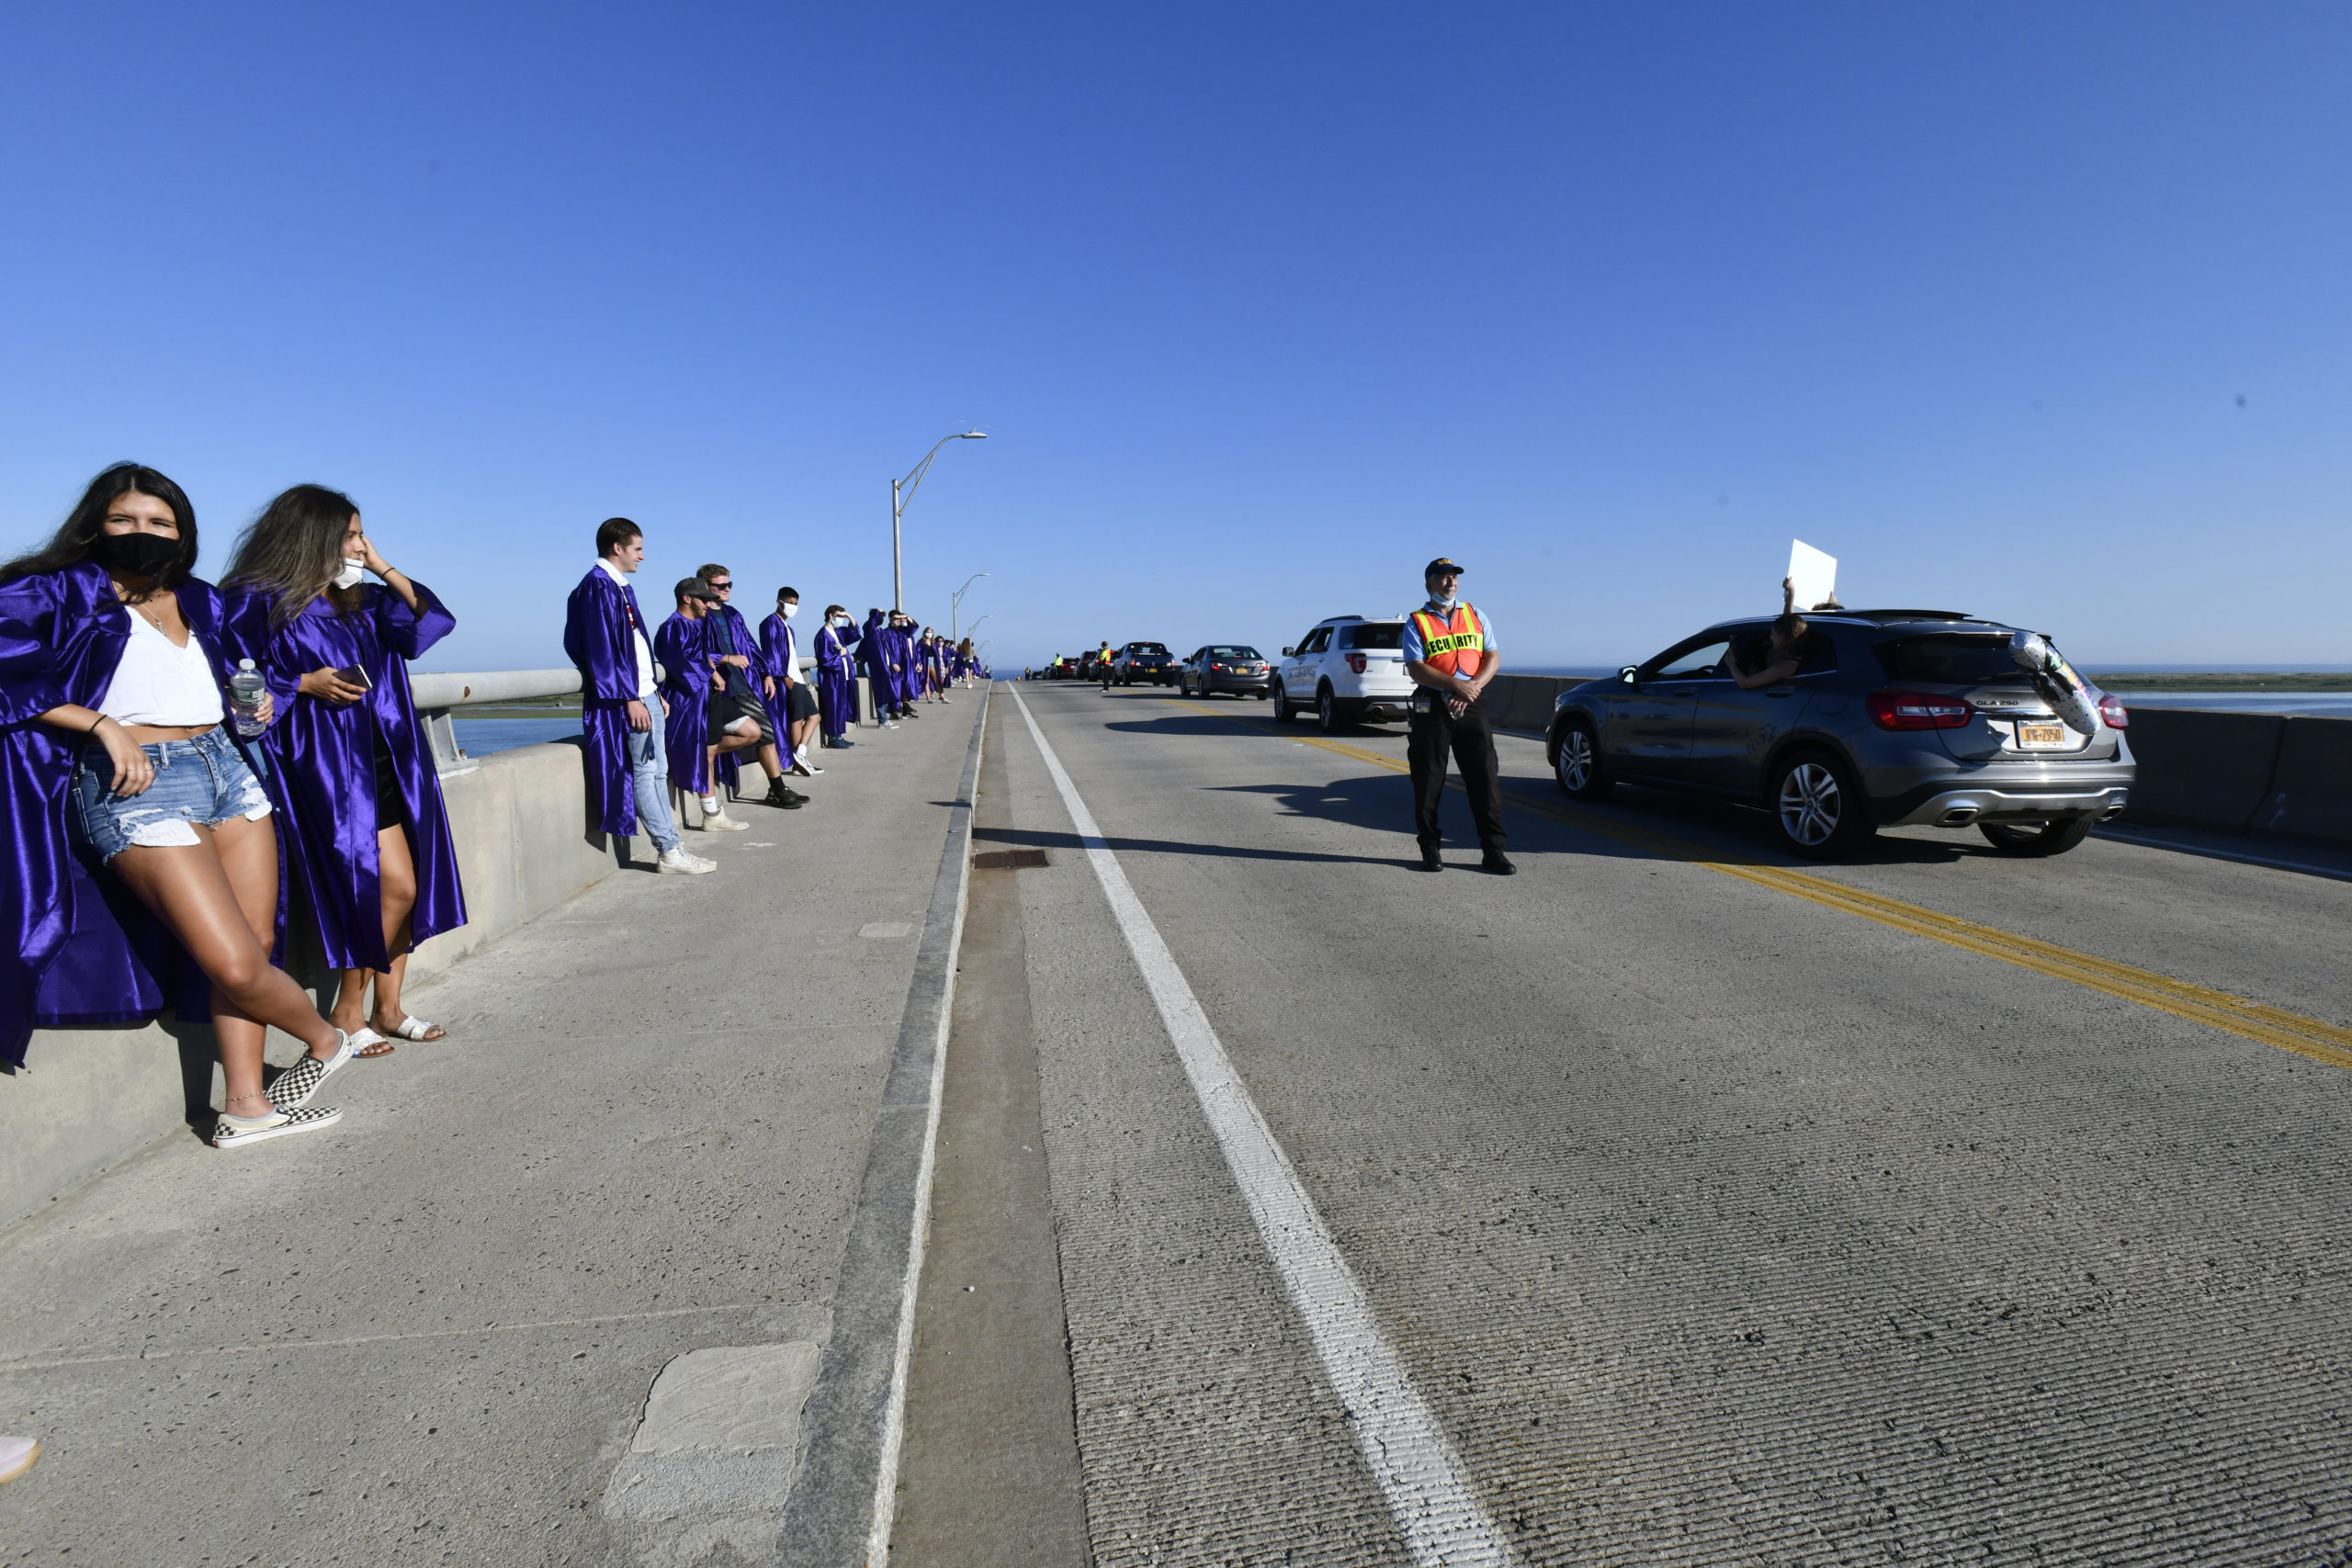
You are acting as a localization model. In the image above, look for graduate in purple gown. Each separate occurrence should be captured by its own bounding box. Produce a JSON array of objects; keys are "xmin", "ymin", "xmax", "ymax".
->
[
  {"xmin": 857, "ymin": 608, "xmax": 895, "ymax": 725},
  {"xmin": 656, "ymin": 582, "xmax": 718, "ymax": 798},
  {"xmin": 814, "ymin": 605, "xmax": 859, "ymax": 748},
  {"xmin": 221, "ymin": 485, "xmax": 465, "ymax": 1055},
  {"xmin": 0, "ymin": 464, "xmax": 355, "ymax": 1148},
  {"xmin": 758, "ymin": 586, "xmax": 820, "ymax": 779},
  {"xmin": 695, "ymin": 565, "xmax": 800, "ymax": 810},
  {"xmin": 563, "ymin": 526, "xmax": 658, "ymax": 840}
]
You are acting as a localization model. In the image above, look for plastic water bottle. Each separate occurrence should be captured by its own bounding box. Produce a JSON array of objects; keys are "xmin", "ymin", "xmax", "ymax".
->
[{"xmin": 229, "ymin": 659, "xmax": 267, "ymax": 738}]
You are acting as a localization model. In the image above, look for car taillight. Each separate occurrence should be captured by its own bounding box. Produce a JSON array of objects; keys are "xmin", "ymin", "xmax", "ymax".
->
[
  {"xmin": 1867, "ymin": 690, "xmax": 1975, "ymax": 730},
  {"xmin": 2098, "ymin": 693, "xmax": 2129, "ymax": 728},
  {"xmin": 1344, "ymin": 652, "xmax": 1367, "ymax": 674}
]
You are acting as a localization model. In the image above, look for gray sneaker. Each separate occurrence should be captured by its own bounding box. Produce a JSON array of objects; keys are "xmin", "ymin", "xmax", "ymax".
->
[{"xmin": 657, "ymin": 848, "xmax": 717, "ymax": 874}]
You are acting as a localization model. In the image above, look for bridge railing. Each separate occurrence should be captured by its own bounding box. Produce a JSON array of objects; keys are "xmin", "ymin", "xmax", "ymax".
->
[{"xmin": 409, "ymin": 668, "xmax": 585, "ymax": 778}]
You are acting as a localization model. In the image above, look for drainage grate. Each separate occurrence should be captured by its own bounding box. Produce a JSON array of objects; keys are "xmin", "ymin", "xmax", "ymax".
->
[{"xmin": 973, "ymin": 849, "xmax": 1050, "ymax": 870}]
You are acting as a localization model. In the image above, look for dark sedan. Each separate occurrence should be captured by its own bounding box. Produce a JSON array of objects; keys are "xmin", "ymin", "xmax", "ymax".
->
[
  {"xmin": 1179, "ymin": 645, "xmax": 1273, "ymax": 699},
  {"xmin": 1544, "ymin": 610, "xmax": 2134, "ymax": 860}
]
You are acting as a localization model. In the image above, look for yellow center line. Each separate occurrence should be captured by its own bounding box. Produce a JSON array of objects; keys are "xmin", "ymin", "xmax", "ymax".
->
[{"xmin": 1156, "ymin": 695, "xmax": 2352, "ymax": 1071}]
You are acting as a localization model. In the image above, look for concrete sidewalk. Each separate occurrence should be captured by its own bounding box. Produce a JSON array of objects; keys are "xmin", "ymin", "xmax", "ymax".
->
[{"xmin": 0, "ymin": 696, "xmax": 984, "ymax": 1567}]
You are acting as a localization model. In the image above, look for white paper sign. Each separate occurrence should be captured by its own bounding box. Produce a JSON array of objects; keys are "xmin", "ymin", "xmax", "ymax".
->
[{"xmin": 1787, "ymin": 539, "xmax": 1838, "ymax": 611}]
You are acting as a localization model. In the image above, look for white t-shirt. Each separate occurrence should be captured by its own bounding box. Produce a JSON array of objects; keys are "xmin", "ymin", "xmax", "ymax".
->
[
  {"xmin": 102, "ymin": 608, "xmax": 225, "ymax": 727},
  {"xmin": 595, "ymin": 558, "xmax": 660, "ymax": 699}
]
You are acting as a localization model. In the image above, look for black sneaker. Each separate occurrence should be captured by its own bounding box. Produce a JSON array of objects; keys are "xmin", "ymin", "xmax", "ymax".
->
[
  {"xmin": 762, "ymin": 780, "xmax": 807, "ymax": 810},
  {"xmin": 1419, "ymin": 848, "xmax": 1443, "ymax": 873},
  {"xmin": 1480, "ymin": 852, "xmax": 1516, "ymax": 875}
]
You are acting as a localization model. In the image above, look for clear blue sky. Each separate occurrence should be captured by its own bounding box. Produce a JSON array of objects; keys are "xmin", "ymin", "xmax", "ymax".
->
[{"xmin": 4, "ymin": 3, "xmax": 2346, "ymax": 672}]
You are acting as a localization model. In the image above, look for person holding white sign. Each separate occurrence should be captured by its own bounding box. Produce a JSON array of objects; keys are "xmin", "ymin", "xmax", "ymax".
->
[{"xmin": 1724, "ymin": 577, "xmax": 1820, "ymax": 690}]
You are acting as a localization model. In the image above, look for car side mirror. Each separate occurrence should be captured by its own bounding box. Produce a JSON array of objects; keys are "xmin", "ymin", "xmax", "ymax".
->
[
  {"xmin": 1619, "ymin": 665, "xmax": 1639, "ymax": 684},
  {"xmin": 1282, "ymin": 647, "xmax": 1295, "ymax": 658}
]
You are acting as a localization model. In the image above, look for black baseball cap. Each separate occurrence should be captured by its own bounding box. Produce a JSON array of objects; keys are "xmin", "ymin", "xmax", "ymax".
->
[
  {"xmin": 1424, "ymin": 557, "xmax": 1466, "ymax": 578},
  {"xmin": 675, "ymin": 577, "xmax": 719, "ymax": 602}
]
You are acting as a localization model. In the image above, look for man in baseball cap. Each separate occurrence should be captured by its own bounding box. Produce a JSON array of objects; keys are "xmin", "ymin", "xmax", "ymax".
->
[{"xmin": 1400, "ymin": 555, "xmax": 1511, "ymax": 873}]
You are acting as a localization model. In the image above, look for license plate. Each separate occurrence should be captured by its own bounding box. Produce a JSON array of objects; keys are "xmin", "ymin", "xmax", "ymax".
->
[{"xmin": 2017, "ymin": 722, "xmax": 2066, "ymax": 747}]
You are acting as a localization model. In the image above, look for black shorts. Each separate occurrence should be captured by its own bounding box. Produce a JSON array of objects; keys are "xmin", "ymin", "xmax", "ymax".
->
[
  {"xmin": 785, "ymin": 682, "xmax": 820, "ymax": 723},
  {"xmin": 707, "ymin": 683, "xmax": 774, "ymax": 745}
]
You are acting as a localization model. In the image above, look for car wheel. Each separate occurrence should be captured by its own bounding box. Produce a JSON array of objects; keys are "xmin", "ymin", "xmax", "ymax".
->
[
  {"xmin": 1770, "ymin": 750, "xmax": 1874, "ymax": 860},
  {"xmin": 1272, "ymin": 684, "xmax": 1295, "ymax": 724},
  {"xmin": 1977, "ymin": 818, "xmax": 2096, "ymax": 856},
  {"xmin": 1317, "ymin": 686, "xmax": 1340, "ymax": 733},
  {"xmin": 1553, "ymin": 717, "xmax": 1612, "ymax": 800}
]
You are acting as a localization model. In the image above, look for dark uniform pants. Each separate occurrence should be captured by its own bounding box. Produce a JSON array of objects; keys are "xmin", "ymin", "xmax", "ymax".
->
[{"xmin": 1408, "ymin": 694, "xmax": 1506, "ymax": 853}]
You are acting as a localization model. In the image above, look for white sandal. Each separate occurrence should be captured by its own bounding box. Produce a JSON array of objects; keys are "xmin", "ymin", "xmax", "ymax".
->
[{"xmin": 388, "ymin": 1016, "xmax": 446, "ymax": 1042}]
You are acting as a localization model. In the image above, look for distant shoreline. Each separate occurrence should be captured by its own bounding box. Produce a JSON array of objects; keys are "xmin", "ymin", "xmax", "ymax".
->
[{"xmin": 2086, "ymin": 672, "xmax": 2352, "ymax": 693}]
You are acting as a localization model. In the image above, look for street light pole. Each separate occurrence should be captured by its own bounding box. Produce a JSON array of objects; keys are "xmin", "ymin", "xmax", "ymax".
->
[
  {"xmin": 950, "ymin": 571, "xmax": 989, "ymax": 639},
  {"xmin": 892, "ymin": 431, "xmax": 988, "ymax": 613}
]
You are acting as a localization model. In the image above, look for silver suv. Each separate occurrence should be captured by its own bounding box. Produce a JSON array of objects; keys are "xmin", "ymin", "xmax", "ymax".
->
[
  {"xmin": 1273, "ymin": 615, "xmax": 1417, "ymax": 731},
  {"xmin": 1545, "ymin": 610, "xmax": 2135, "ymax": 859}
]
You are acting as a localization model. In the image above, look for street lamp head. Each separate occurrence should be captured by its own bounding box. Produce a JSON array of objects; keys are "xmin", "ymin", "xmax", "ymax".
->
[{"xmin": 958, "ymin": 431, "xmax": 987, "ymax": 439}]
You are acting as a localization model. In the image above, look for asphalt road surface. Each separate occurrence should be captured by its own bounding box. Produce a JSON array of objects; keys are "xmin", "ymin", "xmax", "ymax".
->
[{"xmin": 945, "ymin": 682, "xmax": 2352, "ymax": 1567}]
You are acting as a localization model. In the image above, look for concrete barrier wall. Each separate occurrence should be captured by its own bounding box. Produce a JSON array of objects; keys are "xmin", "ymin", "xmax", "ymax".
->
[
  {"xmin": 2113, "ymin": 708, "xmax": 2286, "ymax": 833},
  {"xmin": 0, "ymin": 740, "xmax": 645, "ymax": 1232},
  {"xmin": 2253, "ymin": 716, "xmax": 2352, "ymax": 845}
]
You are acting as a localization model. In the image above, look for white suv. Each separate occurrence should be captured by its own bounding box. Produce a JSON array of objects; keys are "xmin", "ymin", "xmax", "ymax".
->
[{"xmin": 1273, "ymin": 615, "xmax": 1416, "ymax": 731}]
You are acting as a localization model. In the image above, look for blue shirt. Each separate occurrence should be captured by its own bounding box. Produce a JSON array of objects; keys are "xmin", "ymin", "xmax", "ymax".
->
[{"xmin": 1399, "ymin": 599, "xmax": 1498, "ymax": 681}]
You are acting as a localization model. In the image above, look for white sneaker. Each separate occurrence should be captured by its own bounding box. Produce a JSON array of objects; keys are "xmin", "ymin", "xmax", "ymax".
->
[
  {"xmin": 701, "ymin": 807, "xmax": 750, "ymax": 832},
  {"xmin": 882, "ymin": 719, "xmax": 899, "ymax": 729},
  {"xmin": 658, "ymin": 848, "xmax": 717, "ymax": 874}
]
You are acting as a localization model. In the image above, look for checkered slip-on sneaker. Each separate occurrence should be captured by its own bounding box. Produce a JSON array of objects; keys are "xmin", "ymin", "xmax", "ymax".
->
[
  {"xmin": 267, "ymin": 1031, "xmax": 354, "ymax": 1111},
  {"xmin": 212, "ymin": 1103, "xmax": 343, "ymax": 1150}
]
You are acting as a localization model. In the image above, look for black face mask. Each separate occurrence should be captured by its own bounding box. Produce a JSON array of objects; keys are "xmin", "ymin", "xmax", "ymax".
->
[{"xmin": 94, "ymin": 530, "xmax": 181, "ymax": 580}]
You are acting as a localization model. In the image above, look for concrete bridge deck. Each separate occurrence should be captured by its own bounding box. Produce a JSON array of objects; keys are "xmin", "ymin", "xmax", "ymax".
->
[{"xmin": 6, "ymin": 681, "xmax": 2352, "ymax": 1565}]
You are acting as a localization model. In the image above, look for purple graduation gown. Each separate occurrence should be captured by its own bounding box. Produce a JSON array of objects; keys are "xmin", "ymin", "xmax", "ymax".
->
[
  {"xmin": 706, "ymin": 603, "xmax": 762, "ymax": 796},
  {"xmin": 562, "ymin": 566, "xmax": 655, "ymax": 837},
  {"xmin": 815, "ymin": 621, "xmax": 858, "ymax": 737},
  {"xmin": 758, "ymin": 611, "xmax": 799, "ymax": 739},
  {"xmin": 656, "ymin": 612, "xmax": 714, "ymax": 795},
  {"xmin": 0, "ymin": 564, "xmax": 240, "ymax": 1066},
  {"xmin": 857, "ymin": 612, "xmax": 891, "ymax": 709},
  {"xmin": 222, "ymin": 581, "xmax": 466, "ymax": 971}
]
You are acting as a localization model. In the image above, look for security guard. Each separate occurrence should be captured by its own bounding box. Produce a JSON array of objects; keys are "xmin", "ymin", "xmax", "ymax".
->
[{"xmin": 1402, "ymin": 557, "xmax": 1512, "ymax": 874}]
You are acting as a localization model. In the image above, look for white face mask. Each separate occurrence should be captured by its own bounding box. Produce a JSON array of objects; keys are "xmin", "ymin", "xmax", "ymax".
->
[
  {"xmin": 781, "ymin": 603, "xmax": 798, "ymax": 620},
  {"xmin": 332, "ymin": 558, "xmax": 366, "ymax": 590}
]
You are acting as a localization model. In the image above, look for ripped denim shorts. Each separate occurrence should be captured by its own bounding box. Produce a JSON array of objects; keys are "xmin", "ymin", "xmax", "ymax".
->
[{"xmin": 67, "ymin": 725, "xmax": 273, "ymax": 863}]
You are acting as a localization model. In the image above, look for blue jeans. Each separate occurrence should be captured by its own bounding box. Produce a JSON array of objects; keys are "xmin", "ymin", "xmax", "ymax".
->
[
  {"xmin": 626, "ymin": 722, "xmax": 682, "ymax": 852},
  {"xmin": 69, "ymin": 726, "xmax": 273, "ymax": 863}
]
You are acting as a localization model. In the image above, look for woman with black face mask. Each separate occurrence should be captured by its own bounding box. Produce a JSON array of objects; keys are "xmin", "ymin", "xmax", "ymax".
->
[{"xmin": 0, "ymin": 464, "xmax": 358, "ymax": 1149}]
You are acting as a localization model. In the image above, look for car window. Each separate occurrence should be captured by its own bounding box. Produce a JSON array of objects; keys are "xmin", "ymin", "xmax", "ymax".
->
[
  {"xmin": 1651, "ymin": 637, "xmax": 1731, "ymax": 680},
  {"xmin": 1339, "ymin": 623, "xmax": 1405, "ymax": 650},
  {"xmin": 1299, "ymin": 627, "xmax": 1333, "ymax": 655},
  {"xmin": 1798, "ymin": 635, "xmax": 1838, "ymax": 674},
  {"xmin": 1873, "ymin": 633, "xmax": 2022, "ymax": 683},
  {"xmin": 1210, "ymin": 645, "xmax": 1260, "ymax": 660},
  {"xmin": 1131, "ymin": 642, "xmax": 1168, "ymax": 655}
]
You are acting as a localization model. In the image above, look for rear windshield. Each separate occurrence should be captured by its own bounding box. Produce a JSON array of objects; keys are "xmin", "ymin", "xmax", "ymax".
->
[
  {"xmin": 1339, "ymin": 623, "xmax": 1405, "ymax": 650},
  {"xmin": 1873, "ymin": 633, "xmax": 2030, "ymax": 684},
  {"xmin": 1127, "ymin": 642, "xmax": 1169, "ymax": 655},
  {"xmin": 1207, "ymin": 646, "xmax": 1261, "ymax": 660}
]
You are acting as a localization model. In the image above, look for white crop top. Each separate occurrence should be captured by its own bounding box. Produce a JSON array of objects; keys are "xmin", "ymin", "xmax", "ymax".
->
[{"xmin": 101, "ymin": 608, "xmax": 225, "ymax": 728}]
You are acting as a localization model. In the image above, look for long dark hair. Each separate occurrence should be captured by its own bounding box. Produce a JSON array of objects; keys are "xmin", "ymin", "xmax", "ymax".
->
[
  {"xmin": 0, "ymin": 463, "xmax": 199, "ymax": 600},
  {"xmin": 222, "ymin": 484, "xmax": 361, "ymax": 624}
]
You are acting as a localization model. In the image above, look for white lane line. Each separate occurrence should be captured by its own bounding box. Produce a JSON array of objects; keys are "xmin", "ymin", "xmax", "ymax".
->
[{"xmin": 1012, "ymin": 689, "xmax": 1514, "ymax": 1568}]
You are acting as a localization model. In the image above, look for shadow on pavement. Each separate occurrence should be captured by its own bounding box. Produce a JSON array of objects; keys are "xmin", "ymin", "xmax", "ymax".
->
[{"xmin": 973, "ymin": 820, "xmax": 1401, "ymax": 869}]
